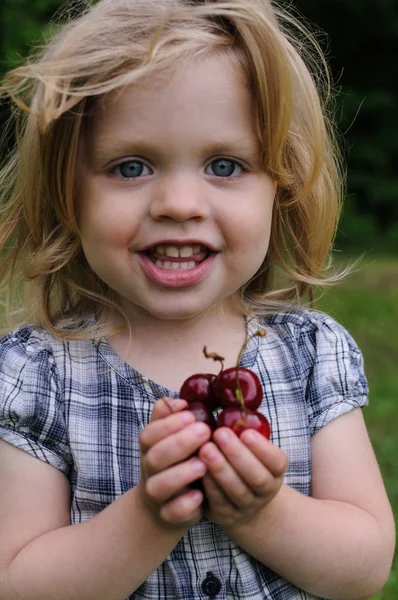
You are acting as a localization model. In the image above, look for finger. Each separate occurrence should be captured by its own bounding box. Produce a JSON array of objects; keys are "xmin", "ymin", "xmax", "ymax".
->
[
  {"xmin": 146, "ymin": 457, "xmax": 207, "ymax": 503},
  {"xmin": 211, "ymin": 427, "xmax": 277, "ymax": 497},
  {"xmin": 150, "ymin": 397, "xmax": 188, "ymax": 422},
  {"xmin": 160, "ymin": 488, "xmax": 204, "ymax": 525},
  {"xmin": 145, "ymin": 421, "xmax": 211, "ymax": 474},
  {"xmin": 199, "ymin": 441, "xmax": 252, "ymax": 507},
  {"xmin": 202, "ymin": 472, "xmax": 230, "ymax": 507},
  {"xmin": 239, "ymin": 429, "xmax": 288, "ymax": 478},
  {"xmin": 140, "ymin": 409, "xmax": 195, "ymax": 453}
]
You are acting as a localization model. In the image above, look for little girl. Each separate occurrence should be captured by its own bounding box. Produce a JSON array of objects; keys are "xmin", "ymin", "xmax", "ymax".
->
[{"xmin": 0, "ymin": 1, "xmax": 394, "ymax": 599}]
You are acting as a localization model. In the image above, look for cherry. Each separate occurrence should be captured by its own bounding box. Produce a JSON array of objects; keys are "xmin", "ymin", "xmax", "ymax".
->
[
  {"xmin": 177, "ymin": 328, "xmax": 271, "ymax": 454},
  {"xmin": 186, "ymin": 400, "xmax": 217, "ymax": 430},
  {"xmin": 180, "ymin": 373, "xmax": 217, "ymax": 409},
  {"xmin": 217, "ymin": 407, "xmax": 271, "ymax": 439},
  {"xmin": 213, "ymin": 367, "xmax": 262, "ymax": 410}
]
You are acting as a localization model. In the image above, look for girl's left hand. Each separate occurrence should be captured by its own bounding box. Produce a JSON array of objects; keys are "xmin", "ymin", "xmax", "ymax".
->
[{"xmin": 198, "ymin": 426, "xmax": 288, "ymax": 528}]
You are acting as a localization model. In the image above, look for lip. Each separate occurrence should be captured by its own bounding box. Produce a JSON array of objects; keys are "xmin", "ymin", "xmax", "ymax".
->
[{"xmin": 139, "ymin": 252, "xmax": 217, "ymax": 288}]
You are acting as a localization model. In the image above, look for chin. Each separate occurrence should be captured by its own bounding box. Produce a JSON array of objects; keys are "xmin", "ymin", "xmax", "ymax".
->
[
  {"xmin": 148, "ymin": 306, "xmax": 209, "ymax": 322},
  {"xmin": 140, "ymin": 295, "xmax": 223, "ymax": 322}
]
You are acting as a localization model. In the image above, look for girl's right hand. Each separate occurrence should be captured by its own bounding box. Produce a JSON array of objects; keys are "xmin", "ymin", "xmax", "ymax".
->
[{"xmin": 138, "ymin": 398, "xmax": 211, "ymax": 529}]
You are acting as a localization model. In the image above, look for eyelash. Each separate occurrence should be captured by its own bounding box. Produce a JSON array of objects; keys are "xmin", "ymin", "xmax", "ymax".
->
[{"xmin": 110, "ymin": 157, "xmax": 248, "ymax": 179}]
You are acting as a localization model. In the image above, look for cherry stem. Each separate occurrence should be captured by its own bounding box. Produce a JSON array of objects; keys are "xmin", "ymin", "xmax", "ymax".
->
[
  {"xmin": 237, "ymin": 417, "xmax": 247, "ymax": 429},
  {"xmin": 203, "ymin": 346, "xmax": 225, "ymax": 375},
  {"xmin": 235, "ymin": 329, "xmax": 266, "ymax": 412}
]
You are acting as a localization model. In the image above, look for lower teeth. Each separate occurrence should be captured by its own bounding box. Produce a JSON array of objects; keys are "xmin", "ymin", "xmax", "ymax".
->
[{"xmin": 155, "ymin": 260, "xmax": 197, "ymax": 270}]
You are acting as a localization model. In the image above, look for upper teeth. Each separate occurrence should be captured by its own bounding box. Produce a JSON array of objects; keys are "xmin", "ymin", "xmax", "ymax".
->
[{"xmin": 155, "ymin": 244, "xmax": 202, "ymax": 258}]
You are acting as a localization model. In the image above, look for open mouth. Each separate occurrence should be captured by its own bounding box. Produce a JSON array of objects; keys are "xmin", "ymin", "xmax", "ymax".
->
[{"xmin": 144, "ymin": 243, "xmax": 212, "ymax": 270}]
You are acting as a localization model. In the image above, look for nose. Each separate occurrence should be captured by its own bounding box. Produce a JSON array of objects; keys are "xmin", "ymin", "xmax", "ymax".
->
[{"xmin": 149, "ymin": 171, "xmax": 210, "ymax": 222}]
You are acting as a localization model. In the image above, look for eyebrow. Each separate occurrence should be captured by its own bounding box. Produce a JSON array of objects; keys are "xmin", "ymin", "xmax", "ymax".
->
[
  {"xmin": 202, "ymin": 139, "xmax": 261, "ymax": 159},
  {"xmin": 92, "ymin": 137, "xmax": 261, "ymax": 165}
]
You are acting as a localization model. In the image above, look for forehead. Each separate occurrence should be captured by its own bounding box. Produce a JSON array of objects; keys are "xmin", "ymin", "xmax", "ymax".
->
[{"xmin": 87, "ymin": 53, "xmax": 258, "ymax": 149}]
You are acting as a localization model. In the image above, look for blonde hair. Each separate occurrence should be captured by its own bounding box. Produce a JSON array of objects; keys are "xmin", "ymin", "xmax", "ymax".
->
[{"xmin": 0, "ymin": 0, "xmax": 345, "ymax": 339}]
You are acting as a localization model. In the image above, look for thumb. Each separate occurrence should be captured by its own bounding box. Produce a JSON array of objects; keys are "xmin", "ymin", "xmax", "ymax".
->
[{"xmin": 150, "ymin": 397, "xmax": 188, "ymax": 422}]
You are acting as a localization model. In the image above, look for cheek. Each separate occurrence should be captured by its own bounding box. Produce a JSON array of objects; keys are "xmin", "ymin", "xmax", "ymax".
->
[
  {"xmin": 229, "ymin": 195, "xmax": 274, "ymax": 248},
  {"xmin": 233, "ymin": 195, "xmax": 275, "ymax": 273},
  {"xmin": 78, "ymin": 181, "xmax": 140, "ymax": 247}
]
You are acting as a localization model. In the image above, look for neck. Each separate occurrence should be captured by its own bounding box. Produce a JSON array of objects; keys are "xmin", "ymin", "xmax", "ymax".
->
[
  {"xmin": 106, "ymin": 298, "xmax": 248, "ymax": 389},
  {"xmin": 115, "ymin": 296, "xmax": 243, "ymax": 343}
]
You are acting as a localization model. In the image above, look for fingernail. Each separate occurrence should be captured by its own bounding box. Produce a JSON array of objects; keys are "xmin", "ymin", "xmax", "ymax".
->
[
  {"xmin": 243, "ymin": 430, "xmax": 257, "ymax": 443},
  {"xmin": 216, "ymin": 429, "xmax": 230, "ymax": 444},
  {"xmin": 180, "ymin": 411, "xmax": 194, "ymax": 424},
  {"xmin": 190, "ymin": 490, "xmax": 203, "ymax": 504},
  {"xmin": 192, "ymin": 459, "xmax": 206, "ymax": 473},
  {"xmin": 193, "ymin": 422, "xmax": 209, "ymax": 437},
  {"xmin": 203, "ymin": 444, "xmax": 218, "ymax": 461}
]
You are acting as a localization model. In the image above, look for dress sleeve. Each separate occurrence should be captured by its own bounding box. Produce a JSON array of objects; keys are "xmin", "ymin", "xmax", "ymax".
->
[
  {"xmin": 300, "ymin": 314, "xmax": 369, "ymax": 436},
  {"xmin": 0, "ymin": 328, "xmax": 72, "ymax": 475}
]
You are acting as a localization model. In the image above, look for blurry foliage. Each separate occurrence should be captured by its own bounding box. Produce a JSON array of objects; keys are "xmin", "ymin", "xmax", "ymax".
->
[
  {"xmin": 1, "ymin": 0, "xmax": 64, "ymax": 65},
  {"xmin": 293, "ymin": 0, "xmax": 398, "ymax": 252},
  {"xmin": 1, "ymin": 0, "xmax": 397, "ymax": 252}
]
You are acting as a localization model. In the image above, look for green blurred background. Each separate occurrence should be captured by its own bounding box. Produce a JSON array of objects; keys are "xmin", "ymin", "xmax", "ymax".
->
[{"xmin": 0, "ymin": 1, "xmax": 397, "ymax": 598}]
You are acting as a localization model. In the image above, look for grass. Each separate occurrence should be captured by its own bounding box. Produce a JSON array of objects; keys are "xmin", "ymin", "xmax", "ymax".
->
[{"xmin": 316, "ymin": 253, "xmax": 398, "ymax": 599}]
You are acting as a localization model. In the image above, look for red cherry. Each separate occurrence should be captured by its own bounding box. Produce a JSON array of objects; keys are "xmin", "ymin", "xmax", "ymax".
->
[
  {"xmin": 187, "ymin": 401, "xmax": 216, "ymax": 430},
  {"xmin": 217, "ymin": 407, "xmax": 271, "ymax": 439},
  {"xmin": 180, "ymin": 373, "xmax": 217, "ymax": 408},
  {"xmin": 213, "ymin": 367, "xmax": 262, "ymax": 410}
]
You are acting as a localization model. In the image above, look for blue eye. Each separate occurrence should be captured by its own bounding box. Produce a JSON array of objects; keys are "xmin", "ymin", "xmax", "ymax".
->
[
  {"xmin": 113, "ymin": 160, "xmax": 152, "ymax": 178},
  {"xmin": 206, "ymin": 158, "xmax": 243, "ymax": 177}
]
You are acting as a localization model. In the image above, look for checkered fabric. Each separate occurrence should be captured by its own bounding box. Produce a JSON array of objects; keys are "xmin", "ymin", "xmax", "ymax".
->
[{"xmin": 0, "ymin": 309, "xmax": 368, "ymax": 599}]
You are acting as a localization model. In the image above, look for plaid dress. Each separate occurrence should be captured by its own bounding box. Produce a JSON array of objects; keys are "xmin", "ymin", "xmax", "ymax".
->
[{"xmin": 0, "ymin": 309, "xmax": 368, "ymax": 599}]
